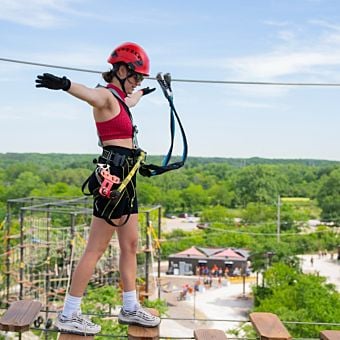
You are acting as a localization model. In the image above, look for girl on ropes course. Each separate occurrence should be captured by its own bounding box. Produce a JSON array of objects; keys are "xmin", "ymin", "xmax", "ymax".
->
[{"xmin": 35, "ymin": 42, "xmax": 161, "ymax": 335}]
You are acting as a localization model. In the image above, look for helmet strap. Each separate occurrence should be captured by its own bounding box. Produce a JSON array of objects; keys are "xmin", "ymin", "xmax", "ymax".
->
[
  {"xmin": 111, "ymin": 63, "xmax": 132, "ymax": 95},
  {"xmin": 116, "ymin": 75, "xmax": 128, "ymax": 94}
]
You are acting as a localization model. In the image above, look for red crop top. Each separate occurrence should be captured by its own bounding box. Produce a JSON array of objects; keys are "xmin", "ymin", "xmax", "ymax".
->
[{"xmin": 95, "ymin": 84, "xmax": 133, "ymax": 141}]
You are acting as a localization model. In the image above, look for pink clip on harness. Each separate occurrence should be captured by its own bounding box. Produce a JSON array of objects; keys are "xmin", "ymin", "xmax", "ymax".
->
[{"xmin": 98, "ymin": 168, "xmax": 121, "ymax": 198}]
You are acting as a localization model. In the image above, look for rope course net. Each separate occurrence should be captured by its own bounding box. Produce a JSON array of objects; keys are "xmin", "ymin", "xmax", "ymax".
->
[{"xmin": 0, "ymin": 196, "xmax": 162, "ymax": 329}]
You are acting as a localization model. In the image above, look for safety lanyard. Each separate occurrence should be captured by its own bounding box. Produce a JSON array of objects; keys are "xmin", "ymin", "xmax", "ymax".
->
[{"xmin": 139, "ymin": 73, "xmax": 188, "ymax": 177}]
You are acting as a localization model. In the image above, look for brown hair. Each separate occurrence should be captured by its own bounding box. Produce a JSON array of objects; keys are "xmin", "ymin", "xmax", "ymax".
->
[
  {"xmin": 102, "ymin": 63, "xmax": 125, "ymax": 83},
  {"xmin": 102, "ymin": 69, "xmax": 114, "ymax": 83}
]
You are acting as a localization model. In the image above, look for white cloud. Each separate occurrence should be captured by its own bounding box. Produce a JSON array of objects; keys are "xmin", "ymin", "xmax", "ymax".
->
[
  {"xmin": 0, "ymin": 0, "xmax": 186, "ymax": 28},
  {"xmin": 0, "ymin": 48, "xmax": 108, "ymax": 72},
  {"xmin": 228, "ymin": 51, "xmax": 340, "ymax": 80},
  {"xmin": 154, "ymin": 27, "xmax": 340, "ymax": 83},
  {"xmin": 0, "ymin": 0, "xmax": 83, "ymax": 28},
  {"xmin": 225, "ymin": 100, "xmax": 274, "ymax": 110},
  {"xmin": 224, "ymin": 18, "xmax": 340, "ymax": 83},
  {"xmin": 309, "ymin": 19, "xmax": 340, "ymax": 31},
  {"xmin": 0, "ymin": 101, "xmax": 86, "ymax": 121},
  {"xmin": 263, "ymin": 20, "xmax": 291, "ymax": 28},
  {"xmin": 30, "ymin": 49, "xmax": 107, "ymax": 69},
  {"xmin": 277, "ymin": 30, "xmax": 296, "ymax": 42}
]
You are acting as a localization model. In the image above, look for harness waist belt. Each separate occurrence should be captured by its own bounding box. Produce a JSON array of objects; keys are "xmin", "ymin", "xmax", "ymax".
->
[{"xmin": 101, "ymin": 149, "xmax": 134, "ymax": 166}]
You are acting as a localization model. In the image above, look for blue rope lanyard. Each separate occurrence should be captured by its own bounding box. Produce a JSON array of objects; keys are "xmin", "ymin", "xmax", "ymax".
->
[{"xmin": 139, "ymin": 72, "xmax": 188, "ymax": 177}]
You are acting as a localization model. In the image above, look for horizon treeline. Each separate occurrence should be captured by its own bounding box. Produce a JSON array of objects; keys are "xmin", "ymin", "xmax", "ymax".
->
[{"xmin": 0, "ymin": 153, "xmax": 339, "ymax": 224}]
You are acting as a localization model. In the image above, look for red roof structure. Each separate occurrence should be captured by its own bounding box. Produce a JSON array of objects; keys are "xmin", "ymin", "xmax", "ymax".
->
[
  {"xmin": 173, "ymin": 246, "xmax": 206, "ymax": 258},
  {"xmin": 212, "ymin": 248, "xmax": 244, "ymax": 259}
]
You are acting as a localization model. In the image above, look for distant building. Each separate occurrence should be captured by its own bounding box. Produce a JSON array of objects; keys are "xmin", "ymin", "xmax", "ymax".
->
[{"xmin": 167, "ymin": 246, "xmax": 249, "ymax": 276}]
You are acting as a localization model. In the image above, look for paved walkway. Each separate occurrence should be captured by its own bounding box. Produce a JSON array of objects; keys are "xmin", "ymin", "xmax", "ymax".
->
[
  {"xmin": 159, "ymin": 276, "xmax": 254, "ymax": 339},
  {"xmin": 298, "ymin": 253, "xmax": 340, "ymax": 291}
]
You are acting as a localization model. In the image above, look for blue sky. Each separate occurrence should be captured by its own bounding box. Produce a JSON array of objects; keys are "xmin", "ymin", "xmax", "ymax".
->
[{"xmin": 1, "ymin": 0, "xmax": 340, "ymax": 160}]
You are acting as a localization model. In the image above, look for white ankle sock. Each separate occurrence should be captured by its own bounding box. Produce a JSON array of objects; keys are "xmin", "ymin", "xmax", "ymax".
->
[
  {"xmin": 123, "ymin": 290, "xmax": 138, "ymax": 312},
  {"xmin": 62, "ymin": 294, "xmax": 82, "ymax": 317}
]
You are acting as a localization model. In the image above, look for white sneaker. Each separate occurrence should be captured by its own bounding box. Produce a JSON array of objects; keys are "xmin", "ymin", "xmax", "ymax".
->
[
  {"xmin": 54, "ymin": 311, "xmax": 101, "ymax": 335},
  {"xmin": 118, "ymin": 305, "xmax": 161, "ymax": 328}
]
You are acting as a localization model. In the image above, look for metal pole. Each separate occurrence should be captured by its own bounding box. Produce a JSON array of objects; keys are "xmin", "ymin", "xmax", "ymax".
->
[
  {"xmin": 5, "ymin": 201, "xmax": 11, "ymax": 304},
  {"xmin": 19, "ymin": 208, "xmax": 25, "ymax": 301},
  {"xmin": 45, "ymin": 207, "xmax": 51, "ymax": 340},
  {"xmin": 70, "ymin": 213, "xmax": 76, "ymax": 277},
  {"xmin": 193, "ymin": 288, "xmax": 196, "ymax": 320},
  {"xmin": 277, "ymin": 195, "xmax": 281, "ymax": 243}
]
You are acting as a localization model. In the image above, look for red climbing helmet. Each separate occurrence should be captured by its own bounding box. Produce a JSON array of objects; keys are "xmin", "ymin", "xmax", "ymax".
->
[{"xmin": 107, "ymin": 42, "xmax": 150, "ymax": 76}]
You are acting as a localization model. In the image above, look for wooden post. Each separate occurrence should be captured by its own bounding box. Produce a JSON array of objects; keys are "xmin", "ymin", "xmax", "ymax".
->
[
  {"xmin": 320, "ymin": 330, "xmax": 340, "ymax": 340},
  {"xmin": 127, "ymin": 308, "xmax": 159, "ymax": 340},
  {"xmin": 194, "ymin": 328, "xmax": 228, "ymax": 339},
  {"xmin": 157, "ymin": 206, "xmax": 162, "ymax": 300},
  {"xmin": 0, "ymin": 300, "xmax": 42, "ymax": 332},
  {"xmin": 249, "ymin": 312, "xmax": 292, "ymax": 340}
]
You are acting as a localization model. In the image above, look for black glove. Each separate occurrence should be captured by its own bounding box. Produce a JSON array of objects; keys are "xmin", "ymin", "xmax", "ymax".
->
[
  {"xmin": 35, "ymin": 73, "xmax": 71, "ymax": 91},
  {"xmin": 141, "ymin": 87, "xmax": 156, "ymax": 96}
]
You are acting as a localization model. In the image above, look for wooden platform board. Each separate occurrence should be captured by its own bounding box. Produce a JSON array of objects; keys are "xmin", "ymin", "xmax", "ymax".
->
[
  {"xmin": 127, "ymin": 308, "xmax": 160, "ymax": 340},
  {"xmin": 0, "ymin": 300, "xmax": 42, "ymax": 332},
  {"xmin": 59, "ymin": 334, "xmax": 94, "ymax": 340},
  {"xmin": 320, "ymin": 330, "xmax": 340, "ymax": 340},
  {"xmin": 194, "ymin": 328, "xmax": 228, "ymax": 339},
  {"xmin": 250, "ymin": 312, "xmax": 292, "ymax": 340}
]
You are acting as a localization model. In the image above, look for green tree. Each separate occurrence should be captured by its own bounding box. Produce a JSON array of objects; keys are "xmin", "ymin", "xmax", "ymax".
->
[
  {"xmin": 31, "ymin": 182, "xmax": 81, "ymax": 197},
  {"xmin": 207, "ymin": 181, "xmax": 235, "ymax": 207},
  {"xmin": 233, "ymin": 165, "xmax": 282, "ymax": 207},
  {"xmin": 180, "ymin": 184, "xmax": 209, "ymax": 212},
  {"xmin": 316, "ymin": 168, "xmax": 340, "ymax": 225},
  {"xmin": 242, "ymin": 202, "xmax": 276, "ymax": 224},
  {"xmin": 5, "ymin": 171, "xmax": 44, "ymax": 199},
  {"xmin": 200, "ymin": 206, "xmax": 228, "ymax": 223},
  {"xmin": 159, "ymin": 189, "xmax": 183, "ymax": 213},
  {"xmin": 137, "ymin": 182, "xmax": 162, "ymax": 206},
  {"xmin": 253, "ymin": 263, "xmax": 340, "ymax": 338}
]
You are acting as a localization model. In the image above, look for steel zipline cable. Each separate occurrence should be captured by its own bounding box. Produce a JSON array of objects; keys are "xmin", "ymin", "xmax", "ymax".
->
[{"xmin": 2, "ymin": 57, "xmax": 340, "ymax": 87}]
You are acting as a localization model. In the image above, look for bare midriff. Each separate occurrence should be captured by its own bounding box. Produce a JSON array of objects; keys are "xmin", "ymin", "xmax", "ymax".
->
[{"xmin": 102, "ymin": 138, "xmax": 134, "ymax": 149}]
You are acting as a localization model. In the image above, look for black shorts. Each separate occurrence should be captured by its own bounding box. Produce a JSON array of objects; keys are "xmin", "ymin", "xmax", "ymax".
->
[{"xmin": 87, "ymin": 146, "xmax": 138, "ymax": 222}]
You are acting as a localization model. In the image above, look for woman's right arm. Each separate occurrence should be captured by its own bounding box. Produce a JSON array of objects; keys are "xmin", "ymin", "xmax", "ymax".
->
[
  {"xmin": 35, "ymin": 73, "xmax": 110, "ymax": 109},
  {"xmin": 67, "ymin": 82, "xmax": 109, "ymax": 109}
]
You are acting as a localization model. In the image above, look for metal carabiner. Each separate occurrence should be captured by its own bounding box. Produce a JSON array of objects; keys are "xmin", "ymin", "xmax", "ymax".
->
[{"xmin": 156, "ymin": 72, "xmax": 172, "ymax": 99}]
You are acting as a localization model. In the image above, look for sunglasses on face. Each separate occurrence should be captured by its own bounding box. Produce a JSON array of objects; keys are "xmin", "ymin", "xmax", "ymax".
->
[{"xmin": 129, "ymin": 72, "xmax": 144, "ymax": 83}]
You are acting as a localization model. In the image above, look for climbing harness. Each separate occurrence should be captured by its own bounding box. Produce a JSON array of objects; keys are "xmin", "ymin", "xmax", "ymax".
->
[
  {"xmin": 139, "ymin": 72, "xmax": 188, "ymax": 177},
  {"xmin": 82, "ymin": 148, "xmax": 145, "ymax": 227}
]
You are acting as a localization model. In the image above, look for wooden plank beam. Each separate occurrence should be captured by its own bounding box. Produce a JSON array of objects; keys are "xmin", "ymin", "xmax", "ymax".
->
[
  {"xmin": 127, "ymin": 308, "xmax": 159, "ymax": 340},
  {"xmin": 0, "ymin": 300, "xmax": 42, "ymax": 332},
  {"xmin": 59, "ymin": 334, "xmax": 94, "ymax": 340},
  {"xmin": 250, "ymin": 312, "xmax": 292, "ymax": 340},
  {"xmin": 320, "ymin": 330, "xmax": 340, "ymax": 340},
  {"xmin": 194, "ymin": 328, "xmax": 228, "ymax": 339}
]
